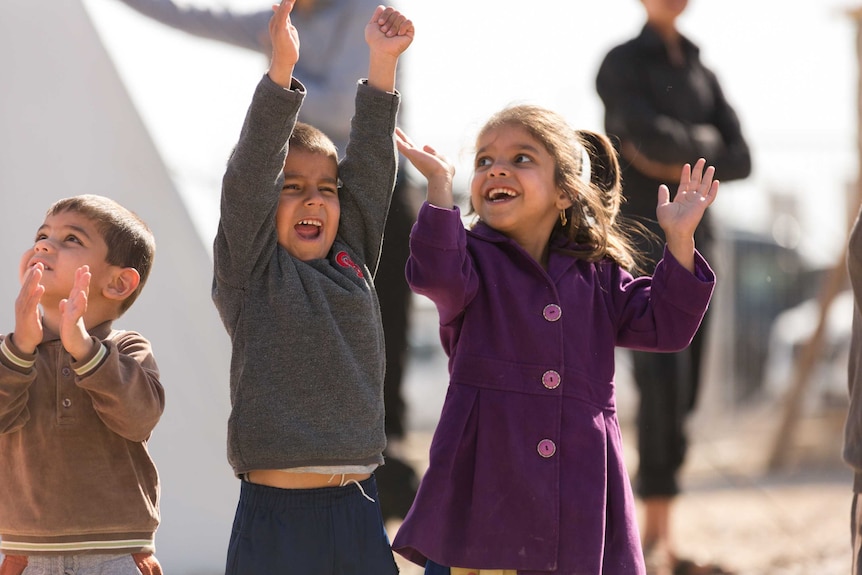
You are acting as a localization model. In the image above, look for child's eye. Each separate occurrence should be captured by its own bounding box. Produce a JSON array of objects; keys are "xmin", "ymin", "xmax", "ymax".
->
[
  {"xmin": 34, "ymin": 233, "xmax": 47, "ymax": 242},
  {"xmin": 65, "ymin": 235, "xmax": 82, "ymax": 244},
  {"xmin": 320, "ymin": 186, "xmax": 338, "ymax": 196},
  {"xmin": 475, "ymin": 156, "xmax": 492, "ymax": 168},
  {"xmin": 282, "ymin": 183, "xmax": 302, "ymax": 193},
  {"xmin": 514, "ymin": 154, "xmax": 532, "ymax": 164}
]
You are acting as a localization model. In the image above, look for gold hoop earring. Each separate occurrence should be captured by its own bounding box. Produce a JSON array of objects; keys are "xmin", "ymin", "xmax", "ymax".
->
[{"xmin": 560, "ymin": 210, "xmax": 568, "ymax": 227}]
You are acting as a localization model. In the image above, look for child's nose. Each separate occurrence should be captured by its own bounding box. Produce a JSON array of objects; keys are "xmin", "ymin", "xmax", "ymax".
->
[
  {"xmin": 34, "ymin": 238, "xmax": 52, "ymax": 252},
  {"xmin": 304, "ymin": 190, "xmax": 325, "ymax": 205},
  {"xmin": 488, "ymin": 160, "xmax": 510, "ymax": 177}
]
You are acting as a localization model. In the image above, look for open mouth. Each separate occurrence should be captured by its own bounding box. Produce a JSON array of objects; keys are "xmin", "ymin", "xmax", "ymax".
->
[
  {"xmin": 486, "ymin": 188, "xmax": 518, "ymax": 203},
  {"xmin": 295, "ymin": 219, "xmax": 322, "ymax": 240}
]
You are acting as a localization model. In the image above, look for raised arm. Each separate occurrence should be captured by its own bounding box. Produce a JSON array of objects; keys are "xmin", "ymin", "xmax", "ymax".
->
[
  {"xmin": 394, "ymin": 128, "xmax": 455, "ymax": 209},
  {"xmin": 657, "ymin": 158, "xmax": 719, "ymax": 272},
  {"xmin": 364, "ymin": 5, "xmax": 413, "ymax": 93},
  {"xmin": 214, "ymin": 0, "xmax": 305, "ymax": 288},
  {"xmin": 267, "ymin": 0, "xmax": 300, "ymax": 88}
]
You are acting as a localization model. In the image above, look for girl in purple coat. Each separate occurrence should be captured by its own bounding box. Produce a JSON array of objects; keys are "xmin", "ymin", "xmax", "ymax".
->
[{"xmin": 390, "ymin": 105, "xmax": 719, "ymax": 575}]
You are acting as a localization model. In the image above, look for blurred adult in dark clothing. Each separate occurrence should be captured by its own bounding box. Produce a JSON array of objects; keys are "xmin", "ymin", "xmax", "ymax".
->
[{"xmin": 596, "ymin": 0, "xmax": 751, "ymax": 573}]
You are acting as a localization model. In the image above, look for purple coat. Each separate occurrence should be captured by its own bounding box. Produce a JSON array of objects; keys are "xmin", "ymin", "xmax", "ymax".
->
[{"xmin": 392, "ymin": 203, "xmax": 715, "ymax": 574}]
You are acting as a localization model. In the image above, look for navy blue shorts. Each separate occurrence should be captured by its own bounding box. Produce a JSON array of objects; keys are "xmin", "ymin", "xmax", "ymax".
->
[
  {"xmin": 225, "ymin": 475, "xmax": 399, "ymax": 575},
  {"xmin": 424, "ymin": 560, "xmax": 450, "ymax": 574}
]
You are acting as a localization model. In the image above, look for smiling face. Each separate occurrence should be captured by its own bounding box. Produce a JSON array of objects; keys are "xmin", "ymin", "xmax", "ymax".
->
[
  {"xmin": 20, "ymin": 210, "xmax": 114, "ymax": 306},
  {"xmin": 470, "ymin": 124, "xmax": 573, "ymax": 261},
  {"xmin": 275, "ymin": 148, "xmax": 341, "ymax": 261}
]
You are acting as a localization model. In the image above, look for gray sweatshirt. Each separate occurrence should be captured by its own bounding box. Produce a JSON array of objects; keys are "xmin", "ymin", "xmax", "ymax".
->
[
  {"xmin": 212, "ymin": 74, "xmax": 399, "ymax": 476},
  {"xmin": 845, "ymin": 205, "xmax": 862, "ymax": 490}
]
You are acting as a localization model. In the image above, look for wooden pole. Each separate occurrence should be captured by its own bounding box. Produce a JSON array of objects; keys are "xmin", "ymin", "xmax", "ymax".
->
[{"xmin": 766, "ymin": 8, "xmax": 862, "ymax": 471}]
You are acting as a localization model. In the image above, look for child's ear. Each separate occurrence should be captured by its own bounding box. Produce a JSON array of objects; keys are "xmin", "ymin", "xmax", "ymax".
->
[
  {"xmin": 103, "ymin": 267, "xmax": 141, "ymax": 302},
  {"xmin": 556, "ymin": 188, "xmax": 574, "ymax": 210}
]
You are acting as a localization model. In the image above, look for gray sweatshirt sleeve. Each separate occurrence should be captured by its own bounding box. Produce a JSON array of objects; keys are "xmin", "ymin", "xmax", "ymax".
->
[
  {"xmin": 214, "ymin": 75, "xmax": 306, "ymax": 290},
  {"xmin": 334, "ymin": 81, "xmax": 400, "ymax": 276}
]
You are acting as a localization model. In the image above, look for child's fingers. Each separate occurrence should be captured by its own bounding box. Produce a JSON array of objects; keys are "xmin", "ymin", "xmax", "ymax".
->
[
  {"xmin": 675, "ymin": 162, "xmax": 692, "ymax": 197},
  {"xmin": 657, "ymin": 183, "xmax": 670, "ymax": 208},
  {"xmin": 271, "ymin": 0, "xmax": 297, "ymax": 31},
  {"xmin": 21, "ymin": 262, "xmax": 44, "ymax": 297},
  {"xmin": 22, "ymin": 262, "xmax": 42, "ymax": 289},
  {"xmin": 423, "ymin": 144, "xmax": 439, "ymax": 156},
  {"xmin": 395, "ymin": 127, "xmax": 417, "ymax": 149},
  {"xmin": 273, "ymin": 0, "xmax": 295, "ymax": 14},
  {"xmin": 703, "ymin": 180, "xmax": 720, "ymax": 207},
  {"xmin": 75, "ymin": 265, "xmax": 91, "ymax": 291},
  {"xmin": 376, "ymin": 7, "xmax": 410, "ymax": 37},
  {"xmin": 697, "ymin": 167, "xmax": 715, "ymax": 200},
  {"xmin": 391, "ymin": 15, "xmax": 414, "ymax": 37},
  {"xmin": 395, "ymin": 136, "xmax": 411, "ymax": 155},
  {"xmin": 687, "ymin": 158, "xmax": 706, "ymax": 191}
]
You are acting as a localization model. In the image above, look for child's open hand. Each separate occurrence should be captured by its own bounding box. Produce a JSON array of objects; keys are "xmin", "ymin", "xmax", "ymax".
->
[
  {"xmin": 58, "ymin": 265, "xmax": 94, "ymax": 361},
  {"xmin": 366, "ymin": 6, "xmax": 414, "ymax": 59},
  {"xmin": 13, "ymin": 259, "xmax": 45, "ymax": 354},
  {"xmin": 268, "ymin": 0, "xmax": 300, "ymax": 87},
  {"xmin": 395, "ymin": 127, "xmax": 455, "ymax": 209},
  {"xmin": 656, "ymin": 158, "xmax": 719, "ymax": 240}
]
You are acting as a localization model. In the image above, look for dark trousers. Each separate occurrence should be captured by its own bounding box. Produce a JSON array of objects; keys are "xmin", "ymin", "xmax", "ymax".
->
[
  {"xmin": 373, "ymin": 170, "xmax": 422, "ymax": 521},
  {"xmin": 376, "ymin": 173, "xmax": 415, "ymax": 440},
  {"xmin": 625, "ymin": 185, "xmax": 713, "ymax": 499},
  {"xmin": 225, "ymin": 477, "xmax": 398, "ymax": 575},
  {"xmin": 634, "ymin": 307, "xmax": 708, "ymax": 497}
]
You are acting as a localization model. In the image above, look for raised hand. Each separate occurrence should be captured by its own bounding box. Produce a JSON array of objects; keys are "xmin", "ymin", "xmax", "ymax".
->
[
  {"xmin": 656, "ymin": 158, "xmax": 719, "ymax": 241},
  {"xmin": 268, "ymin": 0, "xmax": 300, "ymax": 87},
  {"xmin": 366, "ymin": 6, "xmax": 414, "ymax": 59},
  {"xmin": 365, "ymin": 6, "xmax": 413, "ymax": 92},
  {"xmin": 58, "ymin": 265, "xmax": 95, "ymax": 361},
  {"xmin": 395, "ymin": 127, "xmax": 455, "ymax": 209},
  {"xmin": 13, "ymin": 261, "xmax": 45, "ymax": 355},
  {"xmin": 655, "ymin": 158, "xmax": 719, "ymax": 273}
]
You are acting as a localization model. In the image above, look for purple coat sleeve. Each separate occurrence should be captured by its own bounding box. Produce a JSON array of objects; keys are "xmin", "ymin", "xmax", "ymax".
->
[{"xmin": 611, "ymin": 245, "xmax": 715, "ymax": 352}]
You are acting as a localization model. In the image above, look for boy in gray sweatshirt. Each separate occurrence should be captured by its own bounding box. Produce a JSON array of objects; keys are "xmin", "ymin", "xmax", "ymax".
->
[{"xmin": 211, "ymin": 1, "xmax": 412, "ymax": 573}]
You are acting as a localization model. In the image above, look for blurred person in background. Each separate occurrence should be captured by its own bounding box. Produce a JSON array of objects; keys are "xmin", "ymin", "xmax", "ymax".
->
[
  {"xmin": 845, "ymin": 203, "xmax": 862, "ymax": 575},
  {"xmin": 109, "ymin": 0, "xmax": 421, "ymax": 522},
  {"xmin": 596, "ymin": 0, "xmax": 751, "ymax": 573}
]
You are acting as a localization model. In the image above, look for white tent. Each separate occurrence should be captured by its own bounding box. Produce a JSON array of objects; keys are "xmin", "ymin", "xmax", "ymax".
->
[{"xmin": 0, "ymin": 1, "xmax": 235, "ymax": 572}]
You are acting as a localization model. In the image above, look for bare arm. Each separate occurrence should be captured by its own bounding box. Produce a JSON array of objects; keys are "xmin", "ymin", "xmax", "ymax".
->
[
  {"xmin": 364, "ymin": 6, "xmax": 413, "ymax": 93},
  {"xmin": 267, "ymin": 0, "xmax": 300, "ymax": 88}
]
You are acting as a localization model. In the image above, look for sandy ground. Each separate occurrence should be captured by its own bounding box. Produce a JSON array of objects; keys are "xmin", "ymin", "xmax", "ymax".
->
[{"xmin": 387, "ymin": 395, "xmax": 854, "ymax": 575}]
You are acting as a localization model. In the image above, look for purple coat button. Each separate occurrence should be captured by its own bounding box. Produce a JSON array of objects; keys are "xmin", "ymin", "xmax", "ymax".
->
[
  {"xmin": 542, "ymin": 370, "xmax": 561, "ymax": 389},
  {"xmin": 542, "ymin": 304, "xmax": 562, "ymax": 322},
  {"xmin": 537, "ymin": 439, "xmax": 556, "ymax": 458}
]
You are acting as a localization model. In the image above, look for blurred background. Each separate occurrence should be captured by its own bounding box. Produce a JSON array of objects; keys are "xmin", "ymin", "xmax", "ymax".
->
[{"xmin": 2, "ymin": 0, "xmax": 861, "ymax": 573}]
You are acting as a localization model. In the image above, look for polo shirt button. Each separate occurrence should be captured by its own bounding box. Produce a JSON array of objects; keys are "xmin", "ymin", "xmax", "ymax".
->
[
  {"xmin": 61, "ymin": 367, "xmax": 72, "ymax": 377},
  {"xmin": 62, "ymin": 398, "xmax": 72, "ymax": 408},
  {"xmin": 542, "ymin": 370, "xmax": 561, "ymax": 389},
  {"xmin": 543, "ymin": 304, "xmax": 562, "ymax": 322},
  {"xmin": 537, "ymin": 439, "xmax": 556, "ymax": 458}
]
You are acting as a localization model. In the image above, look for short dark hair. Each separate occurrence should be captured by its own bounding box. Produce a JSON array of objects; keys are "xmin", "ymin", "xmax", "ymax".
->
[
  {"xmin": 47, "ymin": 194, "xmax": 155, "ymax": 313},
  {"xmin": 288, "ymin": 122, "xmax": 339, "ymax": 164}
]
